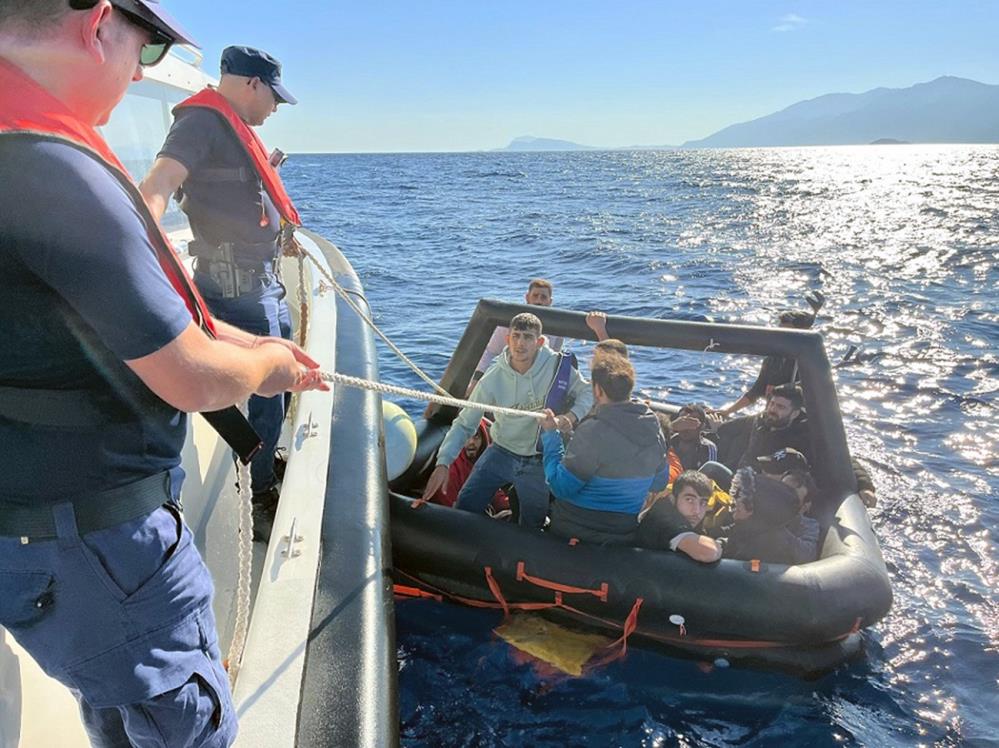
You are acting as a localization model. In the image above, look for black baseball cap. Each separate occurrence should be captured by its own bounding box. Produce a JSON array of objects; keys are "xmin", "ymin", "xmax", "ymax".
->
[
  {"xmin": 69, "ymin": 0, "xmax": 197, "ymax": 47},
  {"xmin": 220, "ymin": 46, "xmax": 297, "ymax": 105},
  {"xmin": 117, "ymin": 0, "xmax": 197, "ymax": 47},
  {"xmin": 756, "ymin": 447, "xmax": 810, "ymax": 475}
]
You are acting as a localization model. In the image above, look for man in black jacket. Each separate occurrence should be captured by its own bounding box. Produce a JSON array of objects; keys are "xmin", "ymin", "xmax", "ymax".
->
[
  {"xmin": 714, "ymin": 383, "xmax": 810, "ymax": 469},
  {"xmin": 710, "ymin": 384, "xmax": 878, "ymax": 507},
  {"xmin": 722, "ymin": 468, "xmax": 803, "ymax": 565}
]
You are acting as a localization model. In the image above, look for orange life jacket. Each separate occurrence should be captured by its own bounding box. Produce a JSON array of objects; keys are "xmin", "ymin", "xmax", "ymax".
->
[
  {"xmin": 0, "ymin": 58, "xmax": 262, "ymax": 462},
  {"xmin": 668, "ymin": 449, "xmax": 683, "ymax": 484},
  {"xmin": 174, "ymin": 88, "xmax": 302, "ymax": 227},
  {"xmin": 0, "ymin": 57, "xmax": 215, "ymax": 334}
]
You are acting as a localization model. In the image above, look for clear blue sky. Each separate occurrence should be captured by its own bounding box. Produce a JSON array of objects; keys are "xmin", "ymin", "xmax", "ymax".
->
[{"xmin": 165, "ymin": 0, "xmax": 999, "ymax": 153}]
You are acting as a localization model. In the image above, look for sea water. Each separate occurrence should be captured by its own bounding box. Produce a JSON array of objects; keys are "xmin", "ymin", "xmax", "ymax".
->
[{"xmin": 284, "ymin": 145, "xmax": 998, "ymax": 747}]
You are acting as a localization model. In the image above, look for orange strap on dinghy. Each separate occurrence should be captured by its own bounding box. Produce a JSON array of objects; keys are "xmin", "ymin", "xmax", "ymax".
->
[{"xmin": 396, "ymin": 566, "xmax": 864, "ymax": 654}]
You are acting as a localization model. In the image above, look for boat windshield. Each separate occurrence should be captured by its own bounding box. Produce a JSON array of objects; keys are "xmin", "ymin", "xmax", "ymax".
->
[{"xmin": 99, "ymin": 78, "xmax": 190, "ymax": 234}]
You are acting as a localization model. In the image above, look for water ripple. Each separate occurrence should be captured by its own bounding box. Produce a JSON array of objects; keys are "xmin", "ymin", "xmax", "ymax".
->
[{"xmin": 286, "ymin": 145, "xmax": 999, "ymax": 746}]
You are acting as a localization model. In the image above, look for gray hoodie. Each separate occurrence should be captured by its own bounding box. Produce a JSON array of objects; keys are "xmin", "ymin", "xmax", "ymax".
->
[{"xmin": 437, "ymin": 345, "xmax": 592, "ymax": 466}]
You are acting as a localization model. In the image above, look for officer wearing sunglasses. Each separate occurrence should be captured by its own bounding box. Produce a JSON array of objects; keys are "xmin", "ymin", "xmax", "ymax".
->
[{"xmin": 1, "ymin": 2, "xmax": 323, "ymax": 746}]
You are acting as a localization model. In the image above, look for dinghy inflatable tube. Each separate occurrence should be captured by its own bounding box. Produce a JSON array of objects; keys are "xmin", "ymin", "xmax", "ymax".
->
[{"xmin": 391, "ymin": 301, "xmax": 893, "ymax": 676}]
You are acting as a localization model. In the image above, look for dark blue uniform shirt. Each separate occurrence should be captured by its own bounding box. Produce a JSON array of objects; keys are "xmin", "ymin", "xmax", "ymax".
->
[
  {"xmin": 159, "ymin": 108, "xmax": 280, "ymax": 254},
  {"xmin": 0, "ymin": 139, "xmax": 192, "ymax": 505}
]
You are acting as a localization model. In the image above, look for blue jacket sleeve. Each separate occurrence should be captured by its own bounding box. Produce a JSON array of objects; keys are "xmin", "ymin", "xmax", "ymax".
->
[
  {"xmin": 541, "ymin": 429, "xmax": 586, "ymax": 501},
  {"xmin": 650, "ymin": 463, "xmax": 671, "ymax": 493}
]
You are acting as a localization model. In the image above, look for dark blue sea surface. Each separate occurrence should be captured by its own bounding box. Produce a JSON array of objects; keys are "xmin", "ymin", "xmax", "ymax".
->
[{"xmin": 283, "ymin": 147, "xmax": 998, "ymax": 747}]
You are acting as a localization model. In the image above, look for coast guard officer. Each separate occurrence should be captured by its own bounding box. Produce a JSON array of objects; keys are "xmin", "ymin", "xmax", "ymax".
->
[
  {"xmin": 0, "ymin": 1, "xmax": 325, "ymax": 745},
  {"xmin": 141, "ymin": 45, "xmax": 301, "ymax": 541}
]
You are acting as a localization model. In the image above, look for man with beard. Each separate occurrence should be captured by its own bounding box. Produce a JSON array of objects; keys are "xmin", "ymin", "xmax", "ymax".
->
[
  {"xmin": 710, "ymin": 384, "xmax": 878, "ymax": 507},
  {"xmin": 429, "ymin": 418, "xmax": 508, "ymax": 514},
  {"xmin": 714, "ymin": 384, "xmax": 811, "ymax": 470}
]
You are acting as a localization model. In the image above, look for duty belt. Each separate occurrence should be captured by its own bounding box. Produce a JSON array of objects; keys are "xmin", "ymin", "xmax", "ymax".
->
[
  {"xmin": 189, "ymin": 239, "xmax": 279, "ymax": 299},
  {"xmin": 0, "ymin": 472, "xmax": 173, "ymax": 541}
]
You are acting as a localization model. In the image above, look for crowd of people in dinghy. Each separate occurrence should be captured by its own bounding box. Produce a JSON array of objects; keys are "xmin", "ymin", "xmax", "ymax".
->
[{"xmin": 419, "ymin": 278, "xmax": 877, "ymax": 566}]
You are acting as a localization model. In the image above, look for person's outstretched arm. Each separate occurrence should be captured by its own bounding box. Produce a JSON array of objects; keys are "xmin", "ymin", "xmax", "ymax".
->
[{"xmin": 128, "ymin": 322, "xmax": 326, "ymax": 413}]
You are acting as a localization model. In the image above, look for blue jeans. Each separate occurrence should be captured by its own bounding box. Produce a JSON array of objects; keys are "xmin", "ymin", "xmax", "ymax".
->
[
  {"xmin": 455, "ymin": 444, "xmax": 550, "ymax": 528},
  {"xmin": 196, "ymin": 270, "xmax": 292, "ymax": 495},
  {"xmin": 0, "ymin": 502, "xmax": 237, "ymax": 747}
]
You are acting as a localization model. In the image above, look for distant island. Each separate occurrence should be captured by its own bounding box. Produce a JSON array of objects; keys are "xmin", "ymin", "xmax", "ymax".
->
[
  {"xmin": 497, "ymin": 76, "xmax": 999, "ymax": 151},
  {"xmin": 497, "ymin": 135, "xmax": 677, "ymax": 152},
  {"xmin": 498, "ymin": 136, "xmax": 600, "ymax": 152}
]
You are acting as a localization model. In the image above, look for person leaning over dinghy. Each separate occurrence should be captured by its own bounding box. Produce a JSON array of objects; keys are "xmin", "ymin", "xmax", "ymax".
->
[
  {"xmin": 422, "ymin": 313, "xmax": 592, "ymax": 528},
  {"xmin": 540, "ymin": 355, "xmax": 671, "ymax": 545},
  {"xmin": 0, "ymin": 3, "xmax": 325, "ymax": 746},
  {"xmin": 635, "ymin": 471, "xmax": 723, "ymax": 562},
  {"xmin": 718, "ymin": 305, "xmax": 821, "ymax": 417}
]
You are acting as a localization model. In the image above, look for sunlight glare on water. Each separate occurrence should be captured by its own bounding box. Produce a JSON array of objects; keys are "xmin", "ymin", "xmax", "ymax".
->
[{"xmin": 286, "ymin": 144, "xmax": 998, "ymax": 746}]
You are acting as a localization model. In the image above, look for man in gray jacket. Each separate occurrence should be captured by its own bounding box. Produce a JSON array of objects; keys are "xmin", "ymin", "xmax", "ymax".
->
[
  {"xmin": 421, "ymin": 313, "xmax": 592, "ymax": 528},
  {"xmin": 541, "ymin": 354, "xmax": 671, "ymax": 545}
]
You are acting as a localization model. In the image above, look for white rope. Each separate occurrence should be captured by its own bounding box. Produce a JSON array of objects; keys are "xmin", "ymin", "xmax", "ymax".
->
[
  {"xmin": 292, "ymin": 239, "xmax": 451, "ymax": 397},
  {"xmin": 226, "ymin": 416, "xmax": 254, "ymax": 687},
  {"xmin": 321, "ymin": 370, "xmax": 546, "ymax": 421}
]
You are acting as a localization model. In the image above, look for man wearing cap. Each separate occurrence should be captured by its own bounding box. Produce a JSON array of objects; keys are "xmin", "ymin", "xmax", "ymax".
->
[
  {"xmin": 756, "ymin": 447, "xmax": 810, "ymax": 476},
  {"xmin": 141, "ymin": 45, "xmax": 301, "ymax": 540},
  {"xmin": 1, "ymin": 2, "xmax": 326, "ymax": 745}
]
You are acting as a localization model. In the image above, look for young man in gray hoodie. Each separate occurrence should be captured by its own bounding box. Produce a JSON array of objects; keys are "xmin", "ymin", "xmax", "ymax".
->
[{"xmin": 422, "ymin": 313, "xmax": 592, "ymax": 528}]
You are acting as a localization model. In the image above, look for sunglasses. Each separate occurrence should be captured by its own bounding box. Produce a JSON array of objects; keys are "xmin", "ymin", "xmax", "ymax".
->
[{"xmin": 68, "ymin": 0, "xmax": 174, "ymax": 67}]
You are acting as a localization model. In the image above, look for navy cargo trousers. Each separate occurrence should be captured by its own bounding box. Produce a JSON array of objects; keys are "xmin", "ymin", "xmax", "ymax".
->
[{"xmin": 0, "ymin": 501, "xmax": 237, "ymax": 747}]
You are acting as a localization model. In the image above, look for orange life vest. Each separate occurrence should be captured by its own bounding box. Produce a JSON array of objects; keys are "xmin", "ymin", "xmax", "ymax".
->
[
  {"xmin": 0, "ymin": 57, "xmax": 215, "ymax": 334},
  {"xmin": 668, "ymin": 449, "xmax": 683, "ymax": 484},
  {"xmin": 174, "ymin": 88, "xmax": 302, "ymax": 227},
  {"xmin": 0, "ymin": 57, "xmax": 262, "ymax": 462}
]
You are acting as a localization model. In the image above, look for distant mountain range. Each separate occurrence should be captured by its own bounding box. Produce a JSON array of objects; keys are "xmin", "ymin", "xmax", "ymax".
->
[
  {"xmin": 683, "ymin": 76, "xmax": 999, "ymax": 148},
  {"xmin": 496, "ymin": 76, "xmax": 999, "ymax": 151}
]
